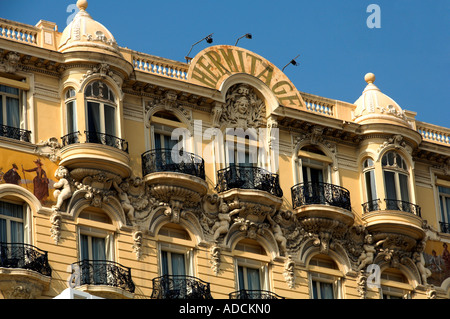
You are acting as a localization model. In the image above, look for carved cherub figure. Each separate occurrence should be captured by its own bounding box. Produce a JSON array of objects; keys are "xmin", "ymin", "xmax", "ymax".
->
[
  {"xmin": 52, "ymin": 166, "xmax": 72, "ymax": 212},
  {"xmin": 113, "ymin": 180, "xmax": 134, "ymax": 221},
  {"xmin": 267, "ymin": 212, "xmax": 287, "ymax": 256},
  {"xmin": 357, "ymin": 234, "xmax": 377, "ymax": 271},
  {"xmin": 211, "ymin": 200, "xmax": 245, "ymax": 241}
]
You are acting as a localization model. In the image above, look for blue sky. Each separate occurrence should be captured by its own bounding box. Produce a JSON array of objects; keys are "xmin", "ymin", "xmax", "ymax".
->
[{"xmin": 2, "ymin": 0, "xmax": 449, "ymax": 127}]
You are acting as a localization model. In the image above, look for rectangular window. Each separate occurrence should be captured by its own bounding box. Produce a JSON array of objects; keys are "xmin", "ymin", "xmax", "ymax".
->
[
  {"xmin": 439, "ymin": 186, "xmax": 450, "ymax": 225},
  {"xmin": 66, "ymin": 101, "xmax": 77, "ymax": 134},
  {"xmin": 0, "ymin": 201, "xmax": 24, "ymax": 243},
  {"xmin": 0, "ymin": 85, "xmax": 21, "ymax": 128},
  {"xmin": 237, "ymin": 265, "xmax": 261, "ymax": 291},
  {"xmin": 104, "ymin": 104, "xmax": 116, "ymax": 136},
  {"xmin": 365, "ymin": 170, "xmax": 377, "ymax": 202}
]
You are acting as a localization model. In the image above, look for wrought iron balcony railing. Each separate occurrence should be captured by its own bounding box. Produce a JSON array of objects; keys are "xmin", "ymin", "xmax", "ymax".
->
[
  {"xmin": 215, "ymin": 165, "xmax": 283, "ymax": 197},
  {"xmin": 141, "ymin": 148, "xmax": 205, "ymax": 180},
  {"xmin": 151, "ymin": 275, "xmax": 213, "ymax": 299},
  {"xmin": 362, "ymin": 199, "xmax": 381, "ymax": 213},
  {"xmin": 61, "ymin": 131, "xmax": 80, "ymax": 146},
  {"xmin": 61, "ymin": 131, "xmax": 129, "ymax": 153},
  {"xmin": 71, "ymin": 260, "xmax": 135, "ymax": 293},
  {"xmin": 362, "ymin": 199, "xmax": 422, "ymax": 217},
  {"xmin": 84, "ymin": 131, "xmax": 129, "ymax": 153},
  {"xmin": 0, "ymin": 124, "xmax": 31, "ymax": 142},
  {"xmin": 0, "ymin": 242, "xmax": 51, "ymax": 276},
  {"xmin": 291, "ymin": 181, "xmax": 351, "ymax": 211},
  {"xmin": 385, "ymin": 199, "xmax": 421, "ymax": 217},
  {"xmin": 439, "ymin": 222, "xmax": 450, "ymax": 234},
  {"xmin": 229, "ymin": 289, "xmax": 285, "ymax": 299}
]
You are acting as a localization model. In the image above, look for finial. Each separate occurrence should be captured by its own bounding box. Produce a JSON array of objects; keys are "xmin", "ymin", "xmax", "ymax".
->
[
  {"xmin": 77, "ymin": 0, "xmax": 88, "ymax": 11},
  {"xmin": 364, "ymin": 73, "xmax": 375, "ymax": 84}
]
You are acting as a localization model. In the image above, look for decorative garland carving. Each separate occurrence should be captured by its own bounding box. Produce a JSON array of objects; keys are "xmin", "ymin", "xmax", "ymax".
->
[{"xmin": 50, "ymin": 165, "xmax": 433, "ymax": 290}]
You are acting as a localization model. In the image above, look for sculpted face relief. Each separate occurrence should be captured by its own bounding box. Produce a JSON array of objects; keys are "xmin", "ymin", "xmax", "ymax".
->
[{"xmin": 188, "ymin": 45, "xmax": 304, "ymax": 108}]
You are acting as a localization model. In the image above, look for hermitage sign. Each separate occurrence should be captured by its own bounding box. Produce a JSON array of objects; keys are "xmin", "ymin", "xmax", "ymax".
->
[{"xmin": 188, "ymin": 45, "xmax": 304, "ymax": 108}]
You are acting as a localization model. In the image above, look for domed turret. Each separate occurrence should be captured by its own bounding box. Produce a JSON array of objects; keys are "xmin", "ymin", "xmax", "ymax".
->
[
  {"xmin": 353, "ymin": 73, "xmax": 410, "ymax": 127},
  {"xmin": 58, "ymin": 0, "xmax": 121, "ymax": 57}
]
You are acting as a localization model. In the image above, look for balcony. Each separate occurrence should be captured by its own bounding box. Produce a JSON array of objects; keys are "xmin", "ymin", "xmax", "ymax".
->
[
  {"xmin": 362, "ymin": 199, "xmax": 425, "ymax": 240},
  {"xmin": 215, "ymin": 165, "xmax": 284, "ymax": 215},
  {"xmin": 59, "ymin": 131, "xmax": 131, "ymax": 178},
  {"xmin": 142, "ymin": 148, "xmax": 205, "ymax": 179},
  {"xmin": 229, "ymin": 289, "xmax": 285, "ymax": 299},
  {"xmin": 0, "ymin": 242, "xmax": 52, "ymax": 299},
  {"xmin": 0, "ymin": 124, "xmax": 31, "ymax": 143},
  {"xmin": 141, "ymin": 149, "xmax": 208, "ymax": 200},
  {"xmin": 291, "ymin": 182, "xmax": 354, "ymax": 227},
  {"xmin": 216, "ymin": 165, "xmax": 283, "ymax": 197},
  {"xmin": 151, "ymin": 275, "xmax": 212, "ymax": 299},
  {"xmin": 70, "ymin": 260, "xmax": 135, "ymax": 299}
]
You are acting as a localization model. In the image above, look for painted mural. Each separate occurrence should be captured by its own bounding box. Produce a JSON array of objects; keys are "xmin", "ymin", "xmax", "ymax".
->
[
  {"xmin": 0, "ymin": 148, "xmax": 58, "ymax": 207},
  {"xmin": 424, "ymin": 240, "xmax": 450, "ymax": 287}
]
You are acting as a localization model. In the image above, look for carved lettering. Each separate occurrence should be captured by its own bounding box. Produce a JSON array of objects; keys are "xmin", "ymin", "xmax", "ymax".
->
[{"xmin": 188, "ymin": 45, "xmax": 305, "ymax": 108}]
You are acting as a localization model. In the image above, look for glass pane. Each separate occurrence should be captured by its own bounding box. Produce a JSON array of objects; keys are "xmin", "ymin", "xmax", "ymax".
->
[
  {"xmin": 6, "ymin": 97, "xmax": 20, "ymax": 128},
  {"xmin": 161, "ymin": 251, "xmax": 169, "ymax": 276},
  {"xmin": 399, "ymin": 174, "xmax": 410, "ymax": 202},
  {"xmin": 238, "ymin": 266, "xmax": 245, "ymax": 290},
  {"xmin": 0, "ymin": 97, "xmax": 3, "ymax": 125},
  {"xmin": 310, "ymin": 167, "xmax": 323, "ymax": 184},
  {"xmin": 302, "ymin": 166, "xmax": 308, "ymax": 183},
  {"xmin": 384, "ymin": 171, "xmax": 397, "ymax": 200},
  {"xmin": 0, "ymin": 219, "xmax": 7, "ymax": 242},
  {"xmin": 87, "ymin": 102, "xmax": 100, "ymax": 133},
  {"xmin": 80, "ymin": 234, "xmax": 89, "ymax": 260},
  {"xmin": 10, "ymin": 220, "xmax": 24, "ymax": 243},
  {"xmin": 247, "ymin": 268, "xmax": 261, "ymax": 291},
  {"xmin": 0, "ymin": 201, "xmax": 23, "ymax": 218},
  {"xmin": 104, "ymin": 104, "xmax": 116, "ymax": 136},
  {"xmin": 312, "ymin": 281, "xmax": 318, "ymax": 299},
  {"xmin": 365, "ymin": 170, "xmax": 377, "ymax": 202},
  {"xmin": 66, "ymin": 101, "xmax": 76, "ymax": 133},
  {"xmin": 92, "ymin": 236, "xmax": 106, "ymax": 261},
  {"xmin": 321, "ymin": 282, "xmax": 334, "ymax": 299},
  {"xmin": 445, "ymin": 197, "xmax": 450, "ymax": 223},
  {"xmin": 171, "ymin": 252, "xmax": 186, "ymax": 276}
]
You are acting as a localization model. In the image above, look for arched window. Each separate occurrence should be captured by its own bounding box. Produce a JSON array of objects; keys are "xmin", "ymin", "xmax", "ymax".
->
[
  {"xmin": 363, "ymin": 158, "xmax": 378, "ymax": 212},
  {"xmin": 84, "ymin": 81, "xmax": 117, "ymax": 140},
  {"xmin": 380, "ymin": 268, "xmax": 411, "ymax": 299},
  {"xmin": 77, "ymin": 209, "xmax": 114, "ymax": 262},
  {"xmin": 234, "ymin": 239, "xmax": 269, "ymax": 295},
  {"xmin": 382, "ymin": 151, "xmax": 411, "ymax": 207},
  {"xmin": 158, "ymin": 223, "xmax": 193, "ymax": 277},
  {"xmin": 308, "ymin": 254, "xmax": 342, "ymax": 299}
]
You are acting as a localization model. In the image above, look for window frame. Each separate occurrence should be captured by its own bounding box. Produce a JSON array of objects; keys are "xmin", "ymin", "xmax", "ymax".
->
[
  {"xmin": 307, "ymin": 254, "xmax": 342, "ymax": 299},
  {"xmin": 84, "ymin": 81, "xmax": 117, "ymax": 137},
  {"xmin": 0, "ymin": 198, "xmax": 31, "ymax": 244},
  {"xmin": 0, "ymin": 84, "xmax": 22, "ymax": 128},
  {"xmin": 438, "ymin": 186, "xmax": 450, "ymax": 225},
  {"xmin": 64, "ymin": 88, "xmax": 77, "ymax": 135},
  {"xmin": 381, "ymin": 151, "xmax": 410, "ymax": 203}
]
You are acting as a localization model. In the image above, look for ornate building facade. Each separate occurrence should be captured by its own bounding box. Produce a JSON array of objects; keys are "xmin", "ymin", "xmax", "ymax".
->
[{"xmin": 0, "ymin": 0, "xmax": 449, "ymax": 299}]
